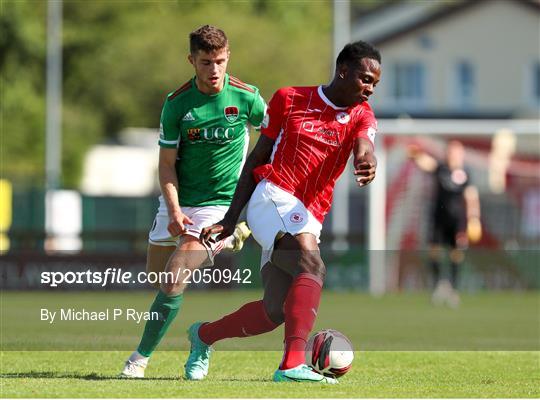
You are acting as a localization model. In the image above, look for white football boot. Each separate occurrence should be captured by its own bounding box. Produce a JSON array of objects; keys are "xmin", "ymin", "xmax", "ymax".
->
[{"xmin": 120, "ymin": 356, "xmax": 148, "ymax": 378}]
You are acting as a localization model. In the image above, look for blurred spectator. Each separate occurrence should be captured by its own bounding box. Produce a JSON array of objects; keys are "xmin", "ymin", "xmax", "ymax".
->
[{"xmin": 409, "ymin": 141, "xmax": 481, "ymax": 307}]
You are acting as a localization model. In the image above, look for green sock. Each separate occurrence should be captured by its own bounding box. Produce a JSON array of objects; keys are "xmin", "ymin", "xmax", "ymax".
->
[{"xmin": 137, "ymin": 290, "xmax": 183, "ymax": 357}]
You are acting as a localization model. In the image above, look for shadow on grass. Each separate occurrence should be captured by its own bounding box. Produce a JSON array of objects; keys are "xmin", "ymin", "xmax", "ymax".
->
[
  {"xmin": 0, "ymin": 371, "xmax": 269, "ymax": 382},
  {"xmin": 1, "ymin": 372, "xmax": 178, "ymax": 381}
]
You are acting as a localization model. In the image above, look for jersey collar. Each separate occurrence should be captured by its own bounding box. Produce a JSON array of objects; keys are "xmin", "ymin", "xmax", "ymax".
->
[{"xmin": 317, "ymin": 86, "xmax": 348, "ymax": 110}]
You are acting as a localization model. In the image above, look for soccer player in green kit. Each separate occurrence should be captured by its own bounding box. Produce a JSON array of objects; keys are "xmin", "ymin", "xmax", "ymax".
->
[{"xmin": 121, "ymin": 25, "xmax": 266, "ymax": 378}]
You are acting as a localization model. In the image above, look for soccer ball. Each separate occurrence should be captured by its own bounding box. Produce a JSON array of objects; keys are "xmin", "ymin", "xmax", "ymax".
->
[{"xmin": 305, "ymin": 329, "xmax": 354, "ymax": 378}]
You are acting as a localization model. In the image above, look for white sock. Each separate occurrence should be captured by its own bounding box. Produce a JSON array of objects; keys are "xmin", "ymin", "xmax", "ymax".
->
[{"xmin": 129, "ymin": 350, "xmax": 149, "ymax": 365}]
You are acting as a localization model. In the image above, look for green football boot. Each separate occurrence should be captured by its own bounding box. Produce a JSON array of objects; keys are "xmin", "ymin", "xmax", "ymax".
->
[
  {"xmin": 273, "ymin": 364, "xmax": 338, "ymax": 384},
  {"xmin": 184, "ymin": 322, "xmax": 212, "ymax": 380}
]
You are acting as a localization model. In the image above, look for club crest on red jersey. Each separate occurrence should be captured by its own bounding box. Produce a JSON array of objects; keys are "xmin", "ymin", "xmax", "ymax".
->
[
  {"xmin": 336, "ymin": 111, "xmax": 350, "ymax": 124},
  {"xmin": 224, "ymin": 106, "xmax": 239, "ymax": 123}
]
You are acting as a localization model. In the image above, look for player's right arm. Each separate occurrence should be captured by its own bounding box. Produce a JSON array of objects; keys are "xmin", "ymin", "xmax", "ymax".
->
[
  {"xmin": 158, "ymin": 97, "xmax": 193, "ymax": 236},
  {"xmin": 158, "ymin": 148, "xmax": 193, "ymax": 236}
]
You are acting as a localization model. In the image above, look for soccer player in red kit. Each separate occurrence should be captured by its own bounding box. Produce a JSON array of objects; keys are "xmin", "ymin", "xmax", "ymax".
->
[{"xmin": 185, "ymin": 41, "xmax": 381, "ymax": 383}]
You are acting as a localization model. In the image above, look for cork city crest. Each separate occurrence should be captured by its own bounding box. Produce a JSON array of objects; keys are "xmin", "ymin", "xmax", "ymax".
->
[{"xmin": 224, "ymin": 106, "xmax": 239, "ymax": 123}]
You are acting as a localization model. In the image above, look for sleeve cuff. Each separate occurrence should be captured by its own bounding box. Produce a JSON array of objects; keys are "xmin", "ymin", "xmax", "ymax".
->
[{"xmin": 158, "ymin": 139, "xmax": 178, "ymax": 148}]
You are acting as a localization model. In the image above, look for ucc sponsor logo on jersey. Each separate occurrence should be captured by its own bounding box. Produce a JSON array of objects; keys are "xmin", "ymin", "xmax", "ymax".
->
[{"xmin": 187, "ymin": 127, "xmax": 235, "ymax": 143}]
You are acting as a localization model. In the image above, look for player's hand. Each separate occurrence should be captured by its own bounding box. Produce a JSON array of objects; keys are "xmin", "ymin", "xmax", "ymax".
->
[
  {"xmin": 167, "ymin": 210, "xmax": 193, "ymax": 237},
  {"xmin": 354, "ymin": 154, "xmax": 377, "ymax": 187},
  {"xmin": 407, "ymin": 144, "xmax": 422, "ymax": 159},
  {"xmin": 200, "ymin": 219, "xmax": 236, "ymax": 244},
  {"xmin": 467, "ymin": 217, "xmax": 482, "ymax": 244}
]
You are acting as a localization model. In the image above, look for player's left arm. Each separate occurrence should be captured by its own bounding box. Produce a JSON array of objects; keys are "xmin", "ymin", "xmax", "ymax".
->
[
  {"xmin": 353, "ymin": 107, "xmax": 378, "ymax": 187},
  {"xmin": 247, "ymin": 89, "xmax": 267, "ymax": 128},
  {"xmin": 464, "ymin": 185, "xmax": 482, "ymax": 243},
  {"xmin": 353, "ymin": 137, "xmax": 377, "ymax": 187}
]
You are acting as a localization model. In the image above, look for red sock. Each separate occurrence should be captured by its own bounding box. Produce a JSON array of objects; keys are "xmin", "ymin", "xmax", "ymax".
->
[
  {"xmin": 198, "ymin": 300, "xmax": 279, "ymax": 345},
  {"xmin": 280, "ymin": 273, "xmax": 323, "ymax": 370}
]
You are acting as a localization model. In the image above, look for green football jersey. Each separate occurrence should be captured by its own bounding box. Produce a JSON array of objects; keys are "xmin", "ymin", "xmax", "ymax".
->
[{"xmin": 159, "ymin": 74, "xmax": 266, "ymax": 207}]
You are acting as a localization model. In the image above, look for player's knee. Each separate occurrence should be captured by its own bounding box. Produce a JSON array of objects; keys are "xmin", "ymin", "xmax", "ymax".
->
[
  {"xmin": 298, "ymin": 252, "xmax": 326, "ymax": 280},
  {"xmin": 159, "ymin": 280, "xmax": 184, "ymax": 296}
]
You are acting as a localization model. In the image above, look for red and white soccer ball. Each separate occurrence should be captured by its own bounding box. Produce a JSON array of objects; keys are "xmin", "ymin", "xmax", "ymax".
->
[{"xmin": 305, "ymin": 329, "xmax": 354, "ymax": 378}]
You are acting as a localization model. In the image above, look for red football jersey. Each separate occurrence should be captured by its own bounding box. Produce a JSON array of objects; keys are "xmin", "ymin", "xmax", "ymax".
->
[{"xmin": 254, "ymin": 86, "xmax": 378, "ymax": 223}]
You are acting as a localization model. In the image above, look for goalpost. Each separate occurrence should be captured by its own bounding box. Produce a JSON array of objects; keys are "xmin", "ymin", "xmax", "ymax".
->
[{"xmin": 368, "ymin": 118, "xmax": 540, "ymax": 295}]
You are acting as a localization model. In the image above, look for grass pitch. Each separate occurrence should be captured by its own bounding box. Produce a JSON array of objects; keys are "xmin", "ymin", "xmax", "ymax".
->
[
  {"xmin": 1, "ymin": 290, "xmax": 539, "ymax": 397},
  {"xmin": 1, "ymin": 350, "xmax": 538, "ymax": 398}
]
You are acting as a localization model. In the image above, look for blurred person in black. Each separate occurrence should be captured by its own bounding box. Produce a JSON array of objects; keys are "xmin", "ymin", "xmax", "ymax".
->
[{"xmin": 409, "ymin": 140, "xmax": 481, "ymax": 307}]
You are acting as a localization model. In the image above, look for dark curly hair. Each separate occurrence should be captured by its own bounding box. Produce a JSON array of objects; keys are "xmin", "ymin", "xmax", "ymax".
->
[{"xmin": 336, "ymin": 41, "xmax": 381, "ymax": 67}]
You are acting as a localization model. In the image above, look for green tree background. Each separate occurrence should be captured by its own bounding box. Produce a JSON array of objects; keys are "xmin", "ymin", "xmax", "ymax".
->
[{"xmin": 1, "ymin": 0, "xmax": 334, "ymax": 188}]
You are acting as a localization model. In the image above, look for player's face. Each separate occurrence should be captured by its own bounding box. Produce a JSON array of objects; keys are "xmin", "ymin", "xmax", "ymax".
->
[
  {"xmin": 189, "ymin": 47, "xmax": 229, "ymax": 94},
  {"xmin": 341, "ymin": 57, "xmax": 381, "ymax": 105}
]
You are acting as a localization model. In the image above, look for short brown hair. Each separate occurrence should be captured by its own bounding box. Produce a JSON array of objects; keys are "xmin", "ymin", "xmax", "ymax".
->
[{"xmin": 189, "ymin": 25, "xmax": 228, "ymax": 54}]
